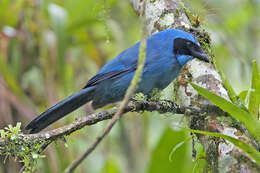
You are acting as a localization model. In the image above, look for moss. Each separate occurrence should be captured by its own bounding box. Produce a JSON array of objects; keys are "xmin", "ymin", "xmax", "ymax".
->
[
  {"xmin": 132, "ymin": 89, "xmax": 162, "ymax": 104},
  {"xmin": 236, "ymin": 155, "xmax": 260, "ymax": 172},
  {"xmin": 149, "ymin": 88, "xmax": 162, "ymax": 101},
  {"xmin": 189, "ymin": 114, "xmax": 219, "ymax": 172},
  {"xmin": 172, "ymin": 80, "xmax": 180, "ymax": 103},
  {"xmin": 174, "ymin": 8, "xmax": 181, "ymax": 19},
  {"xmin": 132, "ymin": 92, "xmax": 147, "ymax": 102},
  {"xmin": 158, "ymin": 100, "xmax": 176, "ymax": 112},
  {"xmin": 0, "ymin": 123, "xmax": 47, "ymax": 173},
  {"xmin": 183, "ymin": 7, "xmax": 201, "ymax": 28},
  {"xmin": 217, "ymin": 116, "xmax": 239, "ymax": 128},
  {"xmin": 204, "ymin": 138, "xmax": 219, "ymax": 173}
]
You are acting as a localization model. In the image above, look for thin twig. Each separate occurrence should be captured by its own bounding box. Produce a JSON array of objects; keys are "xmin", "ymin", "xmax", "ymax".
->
[
  {"xmin": 63, "ymin": 106, "xmax": 125, "ymax": 173},
  {"xmin": 63, "ymin": 7, "xmax": 148, "ymax": 172}
]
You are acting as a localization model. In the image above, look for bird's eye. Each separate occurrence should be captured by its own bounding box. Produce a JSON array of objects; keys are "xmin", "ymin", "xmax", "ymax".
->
[
  {"xmin": 186, "ymin": 41, "xmax": 198, "ymax": 51},
  {"xmin": 186, "ymin": 41, "xmax": 191, "ymax": 46}
]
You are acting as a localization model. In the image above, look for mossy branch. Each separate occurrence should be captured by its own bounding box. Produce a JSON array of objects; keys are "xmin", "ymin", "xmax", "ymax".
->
[{"xmin": 1, "ymin": 99, "xmax": 187, "ymax": 172}]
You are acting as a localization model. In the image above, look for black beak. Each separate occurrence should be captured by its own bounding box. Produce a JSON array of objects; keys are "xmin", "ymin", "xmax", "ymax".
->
[{"xmin": 190, "ymin": 49, "xmax": 210, "ymax": 63}]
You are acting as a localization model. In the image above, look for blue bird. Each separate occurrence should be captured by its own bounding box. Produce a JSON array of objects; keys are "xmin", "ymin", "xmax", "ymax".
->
[{"xmin": 26, "ymin": 29, "xmax": 209, "ymax": 133}]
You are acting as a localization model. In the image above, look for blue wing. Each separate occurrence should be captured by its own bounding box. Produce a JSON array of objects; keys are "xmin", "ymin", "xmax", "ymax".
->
[
  {"xmin": 84, "ymin": 67, "xmax": 136, "ymax": 88},
  {"xmin": 84, "ymin": 35, "xmax": 162, "ymax": 88},
  {"xmin": 84, "ymin": 28, "xmax": 197, "ymax": 89}
]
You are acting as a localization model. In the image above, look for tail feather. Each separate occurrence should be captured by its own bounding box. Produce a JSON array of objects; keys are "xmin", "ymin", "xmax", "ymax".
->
[{"xmin": 26, "ymin": 86, "xmax": 95, "ymax": 133}]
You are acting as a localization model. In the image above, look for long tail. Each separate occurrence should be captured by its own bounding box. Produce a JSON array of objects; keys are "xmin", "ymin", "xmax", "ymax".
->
[{"xmin": 25, "ymin": 86, "xmax": 95, "ymax": 133}]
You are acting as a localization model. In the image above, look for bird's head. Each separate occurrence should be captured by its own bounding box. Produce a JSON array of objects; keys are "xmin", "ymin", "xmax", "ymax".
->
[{"xmin": 172, "ymin": 30, "xmax": 209, "ymax": 66}]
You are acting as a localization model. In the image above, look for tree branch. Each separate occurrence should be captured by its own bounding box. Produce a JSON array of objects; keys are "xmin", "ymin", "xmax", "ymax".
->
[{"xmin": 0, "ymin": 100, "xmax": 184, "ymax": 146}]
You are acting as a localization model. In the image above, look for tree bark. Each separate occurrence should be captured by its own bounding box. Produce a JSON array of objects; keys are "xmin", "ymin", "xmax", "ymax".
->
[{"xmin": 129, "ymin": 0, "xmax": 260, "ymax": 172}]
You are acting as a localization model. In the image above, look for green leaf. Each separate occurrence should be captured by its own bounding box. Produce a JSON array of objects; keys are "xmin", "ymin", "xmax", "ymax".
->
[
  {"xmin": 192, "ymin": 158, "xmax": 206, "ymax": 173},
  {"xmin": 212, "ymin": 58, "xmax": 238, "ymax": 104},
  {"xmin": 190, "ymin": 82, "xmax": 260, "ymax": 142},
  {"xmin": 147, "ymin": 128, "xmax": 193, "ymax": 173},
  {"xmin": 191, "ymin": 137, "xmax": 206, "ymax": 173},
  {"xmin": 181, "ymin": 127, "xmax": 260, "ymax": 165},
  {"xmin": 248, "ymin": 61, "xmax": 260, "ymax": 118},
  {"xmin": 0, "ymin": 130, "xmax": 5, "ymax": 139},
  {"xmin": 168, "ymin": 136, "xmax": 192, "ymax": 162},
  {"xmin": 12, "ymin": 122, "xmax": 21, "ymax": 134},
  {"xmin": 238, "ymin": 90, "xmax": 248, "ymax": 101}
]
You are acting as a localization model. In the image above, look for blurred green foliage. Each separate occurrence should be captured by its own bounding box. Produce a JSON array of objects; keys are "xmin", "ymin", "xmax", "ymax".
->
[
  {"xmin": 0, "ymin": 0, "xmax": 259, "ymax": 173},
  {"xmin": 186, "ymin": 0, "xmax": 260, "ymax": 91}
]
